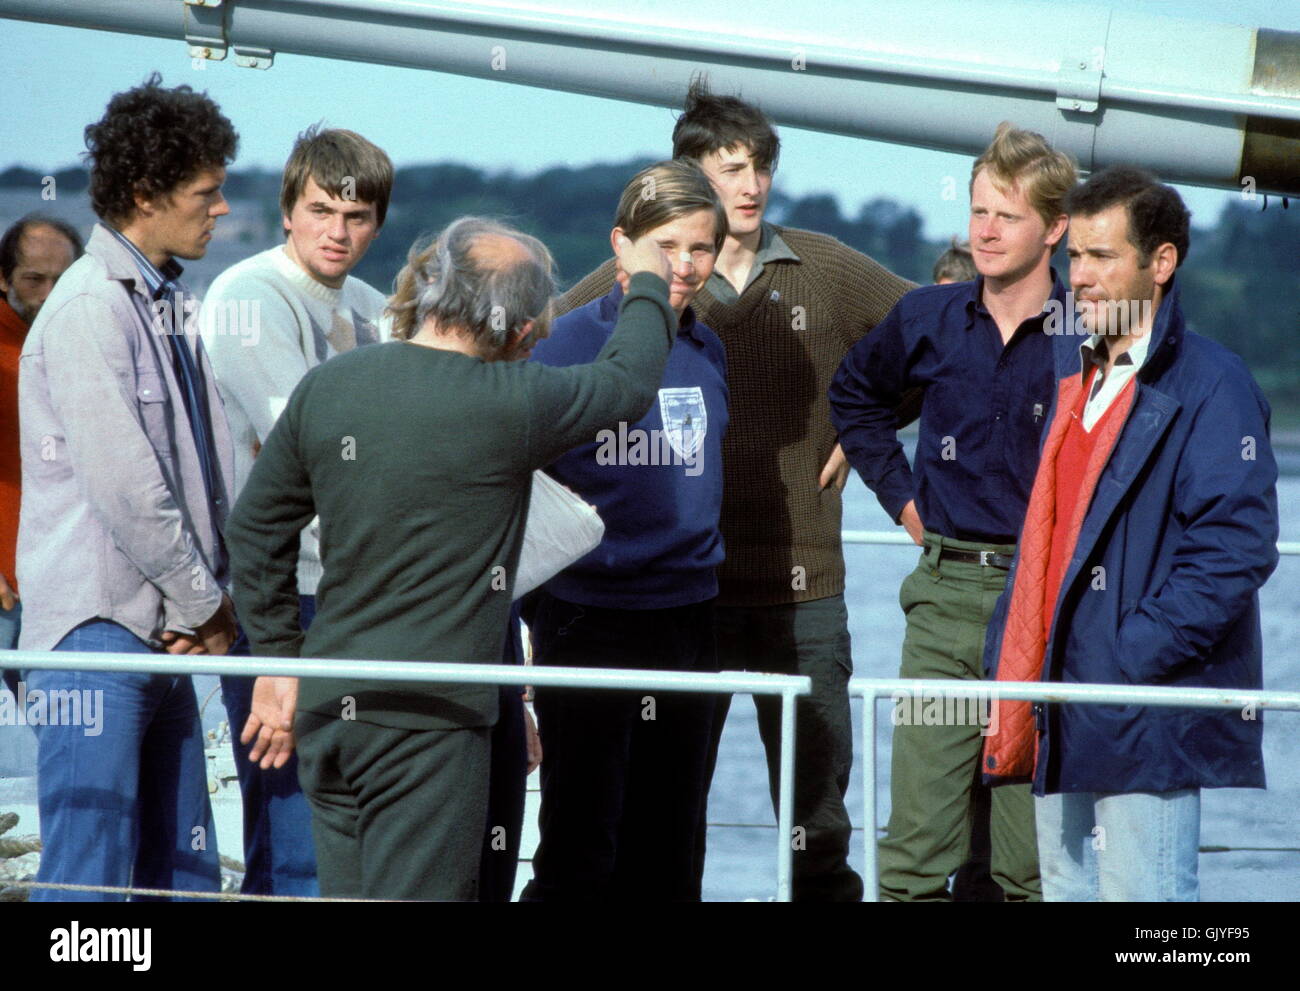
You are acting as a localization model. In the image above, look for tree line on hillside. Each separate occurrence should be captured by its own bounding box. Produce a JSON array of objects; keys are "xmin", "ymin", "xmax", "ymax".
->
[{"xmin": 2, "ymin": 160, "xmax": 1295, "ymax": 407}]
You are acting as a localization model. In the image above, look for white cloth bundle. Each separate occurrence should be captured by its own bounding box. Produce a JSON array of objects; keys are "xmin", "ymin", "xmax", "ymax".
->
[{"xmin": 513, "ymin": 470, "xmax": 605, "ymax": 599}]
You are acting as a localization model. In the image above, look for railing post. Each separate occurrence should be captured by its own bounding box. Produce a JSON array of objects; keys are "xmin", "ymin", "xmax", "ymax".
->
[
  {"xmin": 862, "ymin": 691, "xmax": 878, "ymax": 901},
  {"xmin": 776, "ymin": 686, "xmax": 797, "ymax": 902}
]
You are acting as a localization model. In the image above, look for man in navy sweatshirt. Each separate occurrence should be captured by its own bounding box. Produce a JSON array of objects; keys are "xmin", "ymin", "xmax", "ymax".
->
[{"xmin": 520, "ymin": 161, "xmax": 729, "ymax": 901}]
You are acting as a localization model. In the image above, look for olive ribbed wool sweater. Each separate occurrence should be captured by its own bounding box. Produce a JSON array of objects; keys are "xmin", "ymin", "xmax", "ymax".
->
[{"xmin": 560, "ymin": 226, "xmax": 914, "ymax": 606}]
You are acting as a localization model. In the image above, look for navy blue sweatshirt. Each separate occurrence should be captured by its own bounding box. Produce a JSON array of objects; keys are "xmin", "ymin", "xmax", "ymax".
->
[{"xmin": 531, "ymin": 283, "xmax": 728, "ymax": 608}]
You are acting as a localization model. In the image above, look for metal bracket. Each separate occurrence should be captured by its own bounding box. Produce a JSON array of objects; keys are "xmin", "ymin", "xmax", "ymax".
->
[
  {"xmin": 233, "ymin": 44, "xmax": 275, "ymax": 70},
  {"xmin": 184, "ymin": 0, "xmax": 227, "ymax": 62},
  {"xmin": 1056, "ymin": 12, "xmax": 1111, "ymax": 114}
]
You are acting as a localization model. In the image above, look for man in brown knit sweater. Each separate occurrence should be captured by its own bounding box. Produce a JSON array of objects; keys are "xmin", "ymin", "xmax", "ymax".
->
[{"xmin": 557, "ymin": 78, "xmax": 913, "ymax": 900}]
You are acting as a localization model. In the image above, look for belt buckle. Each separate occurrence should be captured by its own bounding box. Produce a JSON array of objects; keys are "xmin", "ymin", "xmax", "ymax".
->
[{"xmin": 979, "ymin": 550, "xmax": 993, "ymax": 567}]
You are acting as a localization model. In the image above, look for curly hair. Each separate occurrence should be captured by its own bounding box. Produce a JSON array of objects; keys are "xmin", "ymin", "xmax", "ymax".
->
[{"xmin": 84, "ymin": 72, "xmax": 238, "ymax": 224}]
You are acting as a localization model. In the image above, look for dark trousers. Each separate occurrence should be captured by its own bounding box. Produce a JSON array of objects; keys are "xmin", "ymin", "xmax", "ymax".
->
[
  {"xmin": 295, "ymin": 711, "xmax": 491, "ymax": 900},
  {"xmin": 479, "ymin": 685, "xmax": 527, "ymax": 902},
  {"xmin": 698, "ymin": 593, "xmax": 863, "ymax": 901},
  {"xmin": 222, "ymin": 594, "xmax": 319, "ymax": 895},
  {"xmin": 520, "ymin": 592, "xmax": 717, "ymax": 902}
]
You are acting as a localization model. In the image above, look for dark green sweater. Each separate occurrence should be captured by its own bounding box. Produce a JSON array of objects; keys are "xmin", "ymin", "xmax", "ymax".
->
[{"xmin": 226, "ymin": 272, "xmax": 676, "ymax": 730}]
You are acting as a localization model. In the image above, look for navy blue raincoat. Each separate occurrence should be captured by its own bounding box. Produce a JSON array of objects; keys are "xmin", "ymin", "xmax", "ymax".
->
[{"xmin": 984, "ymin": 280, "xmax": 1279, "ymax": 794}]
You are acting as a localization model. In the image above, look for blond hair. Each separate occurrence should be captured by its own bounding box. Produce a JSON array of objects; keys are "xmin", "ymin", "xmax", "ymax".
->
[{"xmin": 970, "ymin": 122, "xmax": 1077, "ymax": 234}]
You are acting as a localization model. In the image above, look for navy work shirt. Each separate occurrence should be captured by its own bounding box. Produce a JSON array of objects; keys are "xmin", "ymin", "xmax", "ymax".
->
[
  {"xmin": 829, "ymin": 273, "xmax": 1067, "ymax": 544},
  {"xmin": 530, "ymin": 282, "xmax": 729, "ymax": 608}
]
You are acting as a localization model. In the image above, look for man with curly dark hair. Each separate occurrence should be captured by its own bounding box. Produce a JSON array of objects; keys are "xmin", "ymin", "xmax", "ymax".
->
[{"xmin": 16, "ymin": 74, "xmax": 239, "ymax": 900}]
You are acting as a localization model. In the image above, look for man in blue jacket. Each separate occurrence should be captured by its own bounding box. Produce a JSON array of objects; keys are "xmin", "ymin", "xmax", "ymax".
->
[
  {"xmin": 982, "ymin": 166, "xmax": 1279, "ymax": 901},
  {"xmin": 521, "ymin": 160, "xmax": 728, "ymax": 900}
]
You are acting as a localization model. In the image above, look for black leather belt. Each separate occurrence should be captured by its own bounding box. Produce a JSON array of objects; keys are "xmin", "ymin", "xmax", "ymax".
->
[{"xmin": 937, "ymin": 547, "xmax": 1015, "ymax": 569}]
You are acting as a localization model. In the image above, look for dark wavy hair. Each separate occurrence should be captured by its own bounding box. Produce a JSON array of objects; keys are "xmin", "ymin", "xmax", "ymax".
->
[
  {"xmin": 672, "ymin": 74, "xmax": 780, "ymax": 173},
  {"xmin": 84, "ymin": 72, "xmax": 238, "ymax": 224},
  {"xmin": 1066, "ymin": 166, "xmax": 1191, "ymax": 268}
]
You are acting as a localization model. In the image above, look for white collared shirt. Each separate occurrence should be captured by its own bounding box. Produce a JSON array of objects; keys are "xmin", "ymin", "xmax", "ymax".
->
[{"xmin": 1078, "ymin": 329, "xmax": 1154, "ymax": 431}]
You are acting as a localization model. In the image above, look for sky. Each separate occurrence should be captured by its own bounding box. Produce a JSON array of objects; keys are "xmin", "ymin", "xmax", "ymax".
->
[{"xmin": 2, "ymin": 0, "xmax": 1297, "ymax": 241}]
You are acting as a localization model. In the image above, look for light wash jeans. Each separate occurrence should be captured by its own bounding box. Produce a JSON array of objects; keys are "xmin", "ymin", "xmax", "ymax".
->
[{"xmin": 1035, "ymin": 789, "xmax": 1200, "ymax": 901}]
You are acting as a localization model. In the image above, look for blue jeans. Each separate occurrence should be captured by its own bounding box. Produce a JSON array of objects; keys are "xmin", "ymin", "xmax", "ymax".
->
[
  {"xmin": 1, "ymin": 597, "xmax": 21, "ymax": 691},
  {"xmin": 24, "ymin": 619, "xmax": 221, "ymax": 901},
  {"xmin": 221, "ymin": 594, "xmax": 319, "ymax": 896},
  {"xmin": 1035, "ymin": 789, "xmax": 1201, "ymax": 901}
]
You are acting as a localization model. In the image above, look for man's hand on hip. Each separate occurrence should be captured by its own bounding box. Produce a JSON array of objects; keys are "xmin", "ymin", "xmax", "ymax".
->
[
  {"xmin": 819, "ymin": 444, "xmax": 850, "ymax": 492},
  {"xmin": 900, "ymin": 500, "xmax": 925, "ymax": 546},
  {"xmin": 0, "ymin": 572, "xmax": 17, "ymax": 612},
  {"xmin": 197, "ymin": 593, "xmax": 238, "ymax": 655}
]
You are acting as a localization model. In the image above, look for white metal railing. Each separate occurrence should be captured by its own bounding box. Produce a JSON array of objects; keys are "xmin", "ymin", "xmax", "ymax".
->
[
  {"xmin": 843, "ymin": 527, "xmax": 1300, "ymax": 897},
  {"xmin": 6, "ymin": 529, "xmax": 1295, "ymax": 900},
  {"xmin": 842, "ymin": 529, "xmax": 1300, "ymax": 555},
  {"xmin": 849, "ymin": 677, "xmax": 1300, "ymax": 897},
  {"xmin": 4, "ymin": 650, "xmax": 810, "ymax": 902}
]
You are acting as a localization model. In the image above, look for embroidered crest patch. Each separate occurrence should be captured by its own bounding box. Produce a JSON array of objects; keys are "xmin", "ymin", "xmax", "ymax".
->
[{"xmin": 657, "ymin": 386, "xmax": 707, "ymax": 461}]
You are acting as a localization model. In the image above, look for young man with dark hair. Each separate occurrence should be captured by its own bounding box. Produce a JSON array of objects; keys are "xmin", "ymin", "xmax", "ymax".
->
[
  {"xmin": 200, "ymin": 123, "xmax": 393, "ymax": 897},
  {"xmin": 522, "ymin": 160, "xmax": 728, "ymax": 901},
  {"xmin": 982, "ymin": 166, "xmax": 1277, "ymax": 901},
  {"xmin": 17, "ymin": 74, "xmax": 238, "ymax": 899},
  {"xmin": 561, "ymin": 77, "xmax": 914, "ymax": 901},
  {"xmin": 830, "ymin": 122, "xmax": 1076, "ymax": 902},
  {"xmin": 0, "ymin": 215, "xmax": 82, "ymax": 660}
]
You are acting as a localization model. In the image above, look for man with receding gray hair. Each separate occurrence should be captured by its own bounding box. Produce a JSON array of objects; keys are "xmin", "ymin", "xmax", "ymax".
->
[{"xmin": 224, "ymin": 215, "xmax": 680, "ymax": 900}]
